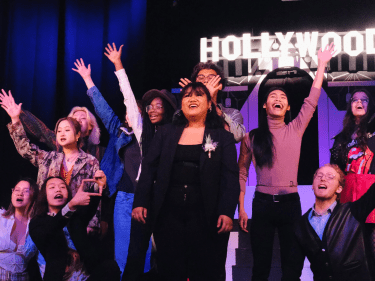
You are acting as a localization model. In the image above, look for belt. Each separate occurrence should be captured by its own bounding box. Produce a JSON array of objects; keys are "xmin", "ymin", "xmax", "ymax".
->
[{"xmin": 254, "ymin": 191, "xmax": 299, "ymax": 203}]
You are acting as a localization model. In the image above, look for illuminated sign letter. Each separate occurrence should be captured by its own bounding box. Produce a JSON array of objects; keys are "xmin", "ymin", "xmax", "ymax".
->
[
  {"xmin": 295, "ymin": 32, "xmax": 319, "ymax": 57},
  {"xmin": 200, "ymin": 37, "xmax": 219, "ymax": 62},
  {"xmin": 366, "ymin": 28, "xmax": 375, "ymax": 54},
  {"xmin": 343, "ymin": 31, "xmax": 364, "ymax": 56},
  {"xmin": 321, "ymin": 32, "xmax": 342, "ymax": 56},
  {"xmin": 222, "ymin": 35, "xmax": 241, "ymax": 61},
  {"xmin": 261, "ymin": 33, "xmax": 279, "ymax": 58},
  {"xmin": 275, "ymin": 32, "xmax": 294, "ymax": 56},
  {"xmin": 243, "ymin": 33, "xmax": 261, "ymax": 59}
]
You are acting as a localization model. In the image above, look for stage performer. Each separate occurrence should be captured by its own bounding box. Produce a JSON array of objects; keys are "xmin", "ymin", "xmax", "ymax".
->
[
  {"xmin": 73, "ymin": 56, "xmax": 145, "ymax": 277},
  {"xmin": 0, "ymin": 91, "xmax": 104, "ymax": 234},
  {"xmin": 0, "ymin": 178, "xmax": 39, "ymax": 281},
  {"xmin": 330, "ymin": 88, "xmax": 375, "ymax": 256},
  {"xmin": 100, "ymin": 43, "xmax": 178, "ymax": 281},
  {"xmin": 130, "ymin": 82, "xmax": 240, "ymax": 280},
  {"xmin": 282, "ymin": 164, "xmax": 375, "ymax": 281},
  {"xmin": 29, "ymin": 176, "xmax": 120, "ymax": 281},
  {"xmin": 237, "ymin": 43, "xmax": 335, "ymax": 281},
  {"xmin": 179, "ymin": 61, "xmax": 246, "ymax": 143}
]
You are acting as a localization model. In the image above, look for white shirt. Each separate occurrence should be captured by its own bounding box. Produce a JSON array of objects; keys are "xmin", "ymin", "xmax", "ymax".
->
[{"xmin": 0, "ymin": 209, "xmax": 38, "ymax": 273}]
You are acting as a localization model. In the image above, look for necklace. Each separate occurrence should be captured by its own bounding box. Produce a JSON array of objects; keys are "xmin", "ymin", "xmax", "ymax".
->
[{"xmin": 65, "ymin": 153, "xmax": 79, "ymax": 164}]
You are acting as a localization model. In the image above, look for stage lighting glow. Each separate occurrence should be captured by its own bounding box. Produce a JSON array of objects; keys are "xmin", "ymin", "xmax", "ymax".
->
[
  {"xmin": 261, "ymin": 33, "xmax": 279, "ymax": 58},
  {"xmin": 275, "ymin": 32, "xmax": 294, "ymax": 57},
  {"xmin": 295, "ymin": 32, "xmax": 319, "ymax": 57},
  {"xmin": 200, "ymin": 37, "xmax": 219, "ymax": 62},
  {"xmin": 366, "ymin": 29, "xmax": 375, "ymax": 54},
  {"xmin": 222, "ymin": 35, "xmax": 241, "ymax": 61},
  {"xmin": 320, "ymin": 32, "xmax": 342, "ymax": 57},
  {"xmin": 343, "ymin": 31, "xmax": 364, "ymax": 56}
]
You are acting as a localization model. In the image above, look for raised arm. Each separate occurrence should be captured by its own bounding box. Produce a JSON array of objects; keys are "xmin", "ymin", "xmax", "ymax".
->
[
  {"xmin": 1, "ymin": 90, "xmax": 49, "ymax": 166},
  {"xmin": 292, "ymin": 43, "xmax": 336, "ymax": 134},
  {"xmin": 238, "ymin": 133, "xmax": 252, "ymax": 232},
  {"xmin": 105, "ymin": 43, "xmax": 143, "ymax": 144},
  {"xmin": 73, "ymin": 58, "xmax": 122, "ymax": 135}
]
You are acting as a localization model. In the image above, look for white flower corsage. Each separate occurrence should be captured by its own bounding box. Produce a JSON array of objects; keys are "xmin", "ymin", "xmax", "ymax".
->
[{"xmin": 203, "ymin": 134, "xmax": 218, "ymax": 158}]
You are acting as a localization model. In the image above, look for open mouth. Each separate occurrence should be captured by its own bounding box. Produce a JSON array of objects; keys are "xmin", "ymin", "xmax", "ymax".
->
[
  {"xmin": 273, "ymin": 103, "xmax": 282, "ymax": 109},
  {"xmin": 189, "ymin": 104, "xmax": 198, "ymax": 108},
  {"xmin": 54, "ymin": 194, "xmax": 63, "ymax": 199},
  {"xmin": 357, "ymin": 106, "xmax": 363, "ymax": 110},
  {"xmin": 318, "ymin": 184, "xmax": 327, "ymax": 189},
  {"xmin": 16, "ymin": 198, "xmax": 23, "ymax": 202},
  {"xmin": 60, "ymin": 138, "xmax": 66, "ymax": 142}
]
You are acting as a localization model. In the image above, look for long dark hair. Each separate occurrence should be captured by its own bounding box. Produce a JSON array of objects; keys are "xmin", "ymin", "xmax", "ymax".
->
[
  {"xmin": 2, "ymin": 177, "xmax": 39, "ymax": 219},
  {"xmin": 141, "ymin": 96, "xmax": 175, "ymax": 156},
  {"xmin": 336, "ymin": 89, "xmax": 375, "ymax": 163},
  {"xmin": 173, "ymin": 82, "xmax": 224, "ymax": 129},
  {"xmin": 34, "ymin": 176, "xmax": 73, "ymax": 216},
  {"xmin": 251, "ymin": 87, "xmax": 290, "ymax": 168}
]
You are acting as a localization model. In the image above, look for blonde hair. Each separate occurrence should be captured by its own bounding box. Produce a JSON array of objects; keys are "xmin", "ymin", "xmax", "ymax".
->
[
  {"xmin": 314, "ymin": 164, "xmax": 345, "ymax": 200},
  {"xmin": 68, "ymin": 107, "xmax": 100, "ymax": 145}
]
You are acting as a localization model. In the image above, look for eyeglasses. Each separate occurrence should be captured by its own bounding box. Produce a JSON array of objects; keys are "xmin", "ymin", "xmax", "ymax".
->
[
  {"xmin": 351, "ymin": 98, "xmax": 369, "ymax": 104},
  {"xmin": 12, "ymin": 188, "xmax": 31, "ymax": 195},
  {"xmin": 315, "ymin": 173, "xmax": 336, "ymax": 181},
  {"xmin": 196, "ymin": 74, "xmax": 216, "ymax": 82},
  {"xmin": 145, "ymin": 105, "xmax": 163, "ymax": 113}
]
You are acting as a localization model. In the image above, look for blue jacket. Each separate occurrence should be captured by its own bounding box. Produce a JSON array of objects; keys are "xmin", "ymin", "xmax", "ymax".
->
[{"xmin": 87, "ymin": 86, "xmax": 134, "ymax": 197}]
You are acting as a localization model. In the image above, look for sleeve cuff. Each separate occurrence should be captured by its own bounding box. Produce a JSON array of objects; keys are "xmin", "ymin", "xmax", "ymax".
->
[{"xmin": 62, "ymin": 204, "xmax": 76, "ymax": 218}]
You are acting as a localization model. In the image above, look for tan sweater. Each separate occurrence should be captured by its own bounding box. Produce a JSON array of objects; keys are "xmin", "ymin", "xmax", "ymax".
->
[{"xmin": 239, "ymin": 87, "xmax": 321, "ymax": 194}]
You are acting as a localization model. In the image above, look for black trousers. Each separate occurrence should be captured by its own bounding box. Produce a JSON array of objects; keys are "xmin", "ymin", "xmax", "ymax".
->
[{"xmin": 250, "ymin": 192, "xmax": 302, "ymax": 281}]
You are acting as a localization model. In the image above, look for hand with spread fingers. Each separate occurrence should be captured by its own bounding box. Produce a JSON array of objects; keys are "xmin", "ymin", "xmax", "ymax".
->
[
  {"xmin": 0, "ymin": 89, "xmax": 22, "ymax": 124},
  {"xmin": 318, "ymin": 42, "xmax": 336, "ymax": 66},
  {"xmin": 72, "ymin": 58, "xmax": 95, "ymax": 89},
  {"xmin": 179, "ymin": 78, "xmax": 192, "ymax": 88},
  {"xmin": 104, "ymin": 42, "xmax": 124, "ymax": 70}
]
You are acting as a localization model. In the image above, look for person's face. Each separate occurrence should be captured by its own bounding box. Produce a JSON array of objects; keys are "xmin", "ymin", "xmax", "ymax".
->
[
  {"xmin": 196, "ymin": 69, "xmax": 223, "ymax": 91},
  {"xmin": 56, "ymin": 120, "xmax": 79, "ymax": 147},
  {"xmin": 11, "ymin": 181, "xmax": 32, "ymax": 210},
  {"xmin": 312, "ymin": 166, "xmax": 343, "ymax": 201},
  {"xmin": 263, "ymin": 90, "xmax": 290, "ymax": 118},
  {"xmin": 46, "ymin": 178, "xmax": 69, "ymax": 211},
  {"xmin": 351, "ymin": 92, "xmax": 369, "ymax": 118},
  {"xmin": 146, "ymin": 97, "xmax": 165, "ymax": 124},
  {"xmin": 72, "ymin": 111, "xmax": 90, "ymax": 136},
  {"xmin": 181, "ymin": 88, "xmax": 211, "ymax": 120}
]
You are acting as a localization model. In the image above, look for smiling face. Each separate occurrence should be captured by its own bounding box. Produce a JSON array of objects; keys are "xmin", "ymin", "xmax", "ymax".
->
[
  {"xmin": 56, "ymin": 120, "xmax": 80, "ymax": 148},
  {"xmin": 181, "ymin": 86, "xmax": 211, "ymax": 121},
  {"xmin": 312, "ymin": 166, "xmax": 343, "ymax": 201},
  {"xmin": 72, "ymin": 110, "xmax": 90, "ymax": 137},
  {"xmin": 263, "ymin": 89, "xmax": 290, "ymax": 118},
  {"xmin": 147, "ymin": 97, "xmax": 165, "ymax": 124},
  {"xmin": 11, "ymin": 181, "xmax": 32, "ymax": 211},
  {"xmin": 46, "ymin": 177, "xmax": 69, "ymax": 212},
  {"xmin": 351, "ymin": 91, "xmax": 369, "ymax": 119}
]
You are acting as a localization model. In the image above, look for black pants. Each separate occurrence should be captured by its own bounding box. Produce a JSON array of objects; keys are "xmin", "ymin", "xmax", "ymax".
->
[
  {"xmin": 153, "ymin": 183, "xmax": 224, "ymax": 281},
  {"xmin": 250, "ymin": 192, "xmax": 302, "ymax": 281}
]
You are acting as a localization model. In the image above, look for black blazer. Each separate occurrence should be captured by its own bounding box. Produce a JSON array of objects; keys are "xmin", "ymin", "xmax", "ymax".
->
[
  {"xmin": 29, "ymin": 196, "xmax": 100, "ymax": 281},
  {"xmin": 133, "ymin": 124, "xmax": 240, "ymax": 226},
  {"xmin": 283, "ymin": 183, "xmax": 375, "ymax": 281}
]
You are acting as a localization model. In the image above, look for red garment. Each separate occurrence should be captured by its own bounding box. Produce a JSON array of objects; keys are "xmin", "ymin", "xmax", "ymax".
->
[
  {"xmin": 341, "ymin": 173, "xmax": 375, "ymax": 223},
  {"xmin": 346, "ymin": 146, "xmax": 373, "ymax": 174}
]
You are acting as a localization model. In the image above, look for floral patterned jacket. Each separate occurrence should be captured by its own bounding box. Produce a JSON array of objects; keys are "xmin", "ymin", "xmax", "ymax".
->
[{"xmin": 7, "ymin": 121, "xmax": 101, "ymax": 229}]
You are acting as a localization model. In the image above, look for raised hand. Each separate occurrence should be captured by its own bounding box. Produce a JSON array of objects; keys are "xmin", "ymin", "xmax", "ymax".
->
[
  {"xmin": 72, "ymin": 58, "xmax": 91, "ymax": 79},
  {"xmin": 0, "ymin": 89, "xmax": 22, "ymax": 123},
  {"xmin": 68, "ymin": 179, "xmax": 101, "ymax": 211},
  {"xmin": 179, "ymin": 78, "xmax": 192, "ymax": 88},
  {"xmin": 94, "ymin": 170, "xmax": 106, "ymax": 191},
  {"xmin": 318, "ymin": 42, "xmax": 336, "ymax": 66},
  {"xmin": 205, "ymin": 75, "xmax": 222, "ymax": 103},
  {"xmin": 104, "ymin": 43, "xmax": 123, "ymax": 65}
]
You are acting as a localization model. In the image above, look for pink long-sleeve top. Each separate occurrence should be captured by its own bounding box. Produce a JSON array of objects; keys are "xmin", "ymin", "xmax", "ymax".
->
[{"xmin": 239, "ymin": 87, "xmax": 321, "ymax": 195}]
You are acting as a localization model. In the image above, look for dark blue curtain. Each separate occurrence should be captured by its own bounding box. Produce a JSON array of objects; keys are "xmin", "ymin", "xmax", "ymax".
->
[{"xmin": 0, "ymin": 0, "xmax": 147, "ymax": 206}]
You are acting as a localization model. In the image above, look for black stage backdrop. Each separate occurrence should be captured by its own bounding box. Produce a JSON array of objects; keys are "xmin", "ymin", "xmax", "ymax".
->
[{"xmin": 1, "ymin": 0, "xmax": 375, "ymax": 207}]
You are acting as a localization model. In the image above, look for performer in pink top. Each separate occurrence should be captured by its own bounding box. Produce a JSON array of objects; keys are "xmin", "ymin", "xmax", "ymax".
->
[{"xmin": 238, "ymin": 43, "xmax": 335, "ymax": 281}]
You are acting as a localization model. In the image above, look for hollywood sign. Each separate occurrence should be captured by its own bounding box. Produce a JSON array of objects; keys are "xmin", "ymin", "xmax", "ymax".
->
[{"xmin": 201, "ymin": 29, "xmax": 375, "ymax": 64}]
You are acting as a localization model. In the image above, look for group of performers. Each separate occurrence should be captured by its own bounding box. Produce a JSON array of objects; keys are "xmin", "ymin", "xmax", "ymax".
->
[{"xmin": 0, "ymin": 41, "xmax": 374, "ymax": 281}]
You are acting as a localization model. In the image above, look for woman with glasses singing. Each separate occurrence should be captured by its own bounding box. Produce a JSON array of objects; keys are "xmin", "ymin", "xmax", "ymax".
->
[
  {"xmin": 0, "ymin": 178, "xmax": 39, "ymax": 280},
  {"xmin": 330, "ymin": 88, "xmax": 375, "ymax": 255}
]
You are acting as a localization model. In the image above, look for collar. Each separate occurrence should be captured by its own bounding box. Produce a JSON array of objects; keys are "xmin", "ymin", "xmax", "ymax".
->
[
  {"xmin": 120, "ymin": 127, "xmax": 134, "ymax": 136},
  {"xmin": 311, "ymin": 201, "xmax": 337, "ymax": 218},
  {"xmin": 267, "ymin": 115, "xmax": 286, "ymax": 129}
]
